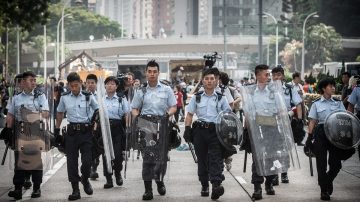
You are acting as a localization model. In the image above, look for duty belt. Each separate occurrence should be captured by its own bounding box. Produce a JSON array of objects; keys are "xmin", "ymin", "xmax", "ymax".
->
[
  {"xmin": 109, "ymin": 119, "xmax": 122, "ymax": 126},
  {"xmin": 195, "ymin": 121, "xmax": 215, "ymax": 129},
  {"xmin": 68, "ymin": 123, "xmax": 91, "ymax": 131}
]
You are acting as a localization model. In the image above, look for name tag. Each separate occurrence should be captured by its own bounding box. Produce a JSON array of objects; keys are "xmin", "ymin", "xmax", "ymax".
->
[{"xmin": 256, "ymin": 114, "xmax": 277, "ymax": 126}]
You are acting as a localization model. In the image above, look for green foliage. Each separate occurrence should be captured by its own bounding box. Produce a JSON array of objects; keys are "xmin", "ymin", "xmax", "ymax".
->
[
  {"xmin": 356, "ymin": 55, "xmax": 360, "ymax": 62},
  {"xmin": 304, "ymin": 72, "xmax": 316, "ymax": 84},
  {"xmin": 0, "ymin": 0, "xmax": 50, "ymax": 32}
]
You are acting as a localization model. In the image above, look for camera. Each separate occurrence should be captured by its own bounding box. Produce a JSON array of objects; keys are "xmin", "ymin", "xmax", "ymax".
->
[
  {"xmin": 203, "ymin": 52, "xmax": 222, "ymax": 69},
  {"xmin": 116, "ymin": 72, "xmax": 128, "ymax": 92}
]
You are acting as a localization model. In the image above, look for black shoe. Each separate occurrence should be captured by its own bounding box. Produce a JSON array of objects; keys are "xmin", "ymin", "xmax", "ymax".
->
[
  {"xmin": 320, "ymin": 192, "xmax": 330, "ymax": 201},
  {"xmin": 90, "ymin": 169, "xmax": 99, "ymax": 180},
  {"xmin": 104, "ymin": 176, "xmax": 114, "ymax": 189},
  {"xmin": 281, "ymin": 173, "xmax": 289, "ymax": 183},
  {"xmin": 115, "ymin": 173, "xmax": 123, "ymax": 186},
  {"xmin": 24, "ymin": 179, "xmax": 32, "ymax": 189},
  {"xmin": 31, "ymin": 189, "xmax": 41, "ymax": 198},
  {"xmin": 211, "ymin": 183, "xmax": 224, "ymax": 200},
  {"xmin": 68, "ymin": 182, "xmax": 81, "ymax": 201},
  {"xmin": 265, "ymin": 184, "xmax": 275, "ymax": 195},
  {"xmin": 297, "ymin": 142, "xmax": 305, "ymax": 146},
  {"xmin": 201, "ymin": 186, "xmax": 209, "ymax": 197},
  {"xmin": 252, "ymin": 189, "xmax": 262, "ymax": 200},
  {"xmin": 81, "ymin": 178, "xmax": 93, "ymax": 195},
  {"xmin": 327, "ymin": 182, "xmax": 333, "ymax": 195},
  {"xmin": 272, "ymin": 175, "xmax": 279, "ymax": 186},
  {"xmin": 156, "ymin": 181, "xmax": 166, "ymax": 196},
  {"xmin": 68, "ymin": 190, "xmax": 81, "ymax": 201},
  {"xmin": 143, "ymin": 181, "xmax": 153, "ymax": 200},
  {"xmin": 8, "ymin": 189, "xmax": 22, "ymax": 200}
]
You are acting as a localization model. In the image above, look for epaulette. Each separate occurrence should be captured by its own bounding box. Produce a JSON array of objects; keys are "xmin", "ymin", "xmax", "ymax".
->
[
  {"xmin": 61, "ymin": 91, "xmax": 71, "ymax": 96},
  {"xmin": 312, "ymin": 97, "xmax": 321, "ymax": 103},
  {"xmin": 15, "ymin": 91, "xmax": 22, "ymax": 95},
  {"xmin": 159, "ymin": 80, "xmax": 170, "ymax": 86},
  {"xmin": 81, "ymin": 90, "xmax": 91, "ymax": 96},
  {"xmin": 332, "ymin": 97, "xmax": 341, "ymax": 101}
]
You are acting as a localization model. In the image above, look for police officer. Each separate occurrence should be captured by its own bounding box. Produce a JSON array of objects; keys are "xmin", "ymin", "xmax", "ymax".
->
[
  {"xmin": 55, "ymin": 72, "xmax": 99, "ymax": 201},
  {"xmin": 85, "ymin": 74, "xmax": 101, "ymax": 181},
  {"xmin": 131, "ymin": 60, "xmax": 177, "ymax": 200},
  {"xmin": 6, "ymin": 71, "xmax": 49, "ymax": 200},
  {"xmin": 184, "ymin": 67, "xmax": 231, "ymax": 200},
  {"xmin": 271, "ymin": 66, "xmax": 303, "ymax": 185},
  {"xmin": 102, "ymin": 76, "xmax": 130, "ymax": 188},
  {"xmin": 347, "ymin": 77, "xmax": 360, "ymax": 160},
  {"xmin": 307, "ymin": 78, "xmax": 347, "ymax": 201}
]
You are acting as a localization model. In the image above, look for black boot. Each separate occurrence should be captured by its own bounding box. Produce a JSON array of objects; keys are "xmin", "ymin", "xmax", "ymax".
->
[
  {"xmin": 252, "ymin": 184, "xmax": 262, "ymax": 201},
  {"xmin": 68, "ymin": 182, "xmax": 81, "ymax": 201},
  {"xmin": 90, "ymin": 166, "xmax": 99, "ymax": 180},
  {"xmin": 321, "ymin": 192, "xmax": 330, "ymax": 201},
  {"xmin": 24, "ymin": 177, "xmax": 32, "ymax": 189},
  {"xmin": 327, "ymin": 181, "xmax": 333, "ymax": 195},
  {"xmin": 81, "ymin": 177, "xmax": 93, "ymax": 195},
  {"xmin": 156, "ymin": 181, "xmax": 166, "ymax": 196},
  {"xmin": 265, "ymin": 182, "xmax": 275, "ymax": 195},
  {"xmin": 201, "ymin": 181, "xmax": 209, "ymax": 197},
  {"xmin": 115, "ymin": 172, "xmax": 123, "ymax": 186},
  {"xmin": 31, "ymin": 184, "xmax": 41, "ymax": 198},
  {"xmin": 211, "ymin": 182, "xmax": 224, "ymax": 200},
  {"xmin": 272, "ymin": 175, "xmax": 279, "ymax": 186},
  {"xmin": 281, "ymin": 173, "xmax": 289, "ymax": 183},
  {"xmin": 142, "ymin": 181, "xmax": 153, "ymax": 200},
  {"xmin": 8, "ymin": 187, "xmax": 22, "ymax": 200},
  {"xmin": 104, "ymin": 175, "xmax": 114, "ymax": 189}
]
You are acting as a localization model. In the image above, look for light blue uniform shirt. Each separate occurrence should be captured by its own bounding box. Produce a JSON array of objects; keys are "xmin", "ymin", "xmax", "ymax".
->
[
  {"xmin": 8, "ymin": 90, "xmax": 49, "ymax": 121},
  {"xmin": 104, "ymin": 94, "xmax": 130, "ymax": 120},
  {"xmin": 252, "ymin": 85, "xmax": 278, "ymax": 116},
  {"xmin": 282, "ymin": 84, "xmax": 302, "ymax": 111},
  {"xmin": 57, "ymin": 91, "xmax": 99, "ymax": 123},
  {"xmin": 186, "ymin": 91, "xmax": 231, "ymax": 123},
  {"xmin": 308, "ymin": 96, "xmax": 345, "ymax": 124},
  {"xmin": 131, "ymin": 81, "xmax": 177, "ymax": 116},
  {"xmin": 348, "ymin": 86, "xmax": 360, "ymax": 110}
]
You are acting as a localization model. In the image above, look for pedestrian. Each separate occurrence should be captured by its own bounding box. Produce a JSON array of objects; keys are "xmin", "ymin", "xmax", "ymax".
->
[
  {"xmin": 101, "ymin": 76, "xmax": 130, "ymax": 188},
  {"xmin": 55, "ymin": 72, "xmax": 99, "ymax": 200},
  {"xmin": 271, "ymin": 66, "xmax": 303, "ymax": 185},
  {"xmin": 341, "ymin": 72, "xmax": 352, "ymax": 109},
  {"xmin": 347, "ymin": 76, "xmax": 360, "ymax": 160},
  {"xmin": 306, "ymin": 78, "xmax": 353, "ymax": 201},
  {"xmin": 174, "ymin": 85, "xmax": 184, "ymax": 123},
  {"xmin": 183, "ymin": 67, "xmax": 231, "ymax": 200},
  {"xmin": 5, "ymin": 71, "xmax": 49, "ymax": 200},
  {"xmin": 131, "ymin": 60, "xmax": 177, "ymax": 200}
]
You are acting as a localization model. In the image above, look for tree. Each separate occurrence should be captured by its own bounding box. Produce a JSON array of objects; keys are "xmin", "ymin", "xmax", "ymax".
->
[
  {"xmin": 0, "ymin": 0, "xmax": 50, "ymax": 32},
  {"xmin": 28, "ymin": 35, "xmax": 51, "ymax": 74},
  {"xmin": 356, "ymin": 55, "xmax": 360, "ymax": 62},
  {"xmin": 306, "ymin": 23, "xmax": 343, "ymax": 66},
  {"xmin": 279, "ymin": 40, "xmax": 302, "ymax": 72}
]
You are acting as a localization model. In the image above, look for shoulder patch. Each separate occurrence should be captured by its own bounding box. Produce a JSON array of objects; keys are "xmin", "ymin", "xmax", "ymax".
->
[
  {"xmin": 61, "ymin": 91, "xmax": 71, "ymax": 96},
  {"xmin": 195, "ymin": 90, "xmax": 204, "ymax": 96},
  {"xmin": 34, "ymin": 89, "xmax": 44, "ymax": 98},
  {"xmin": 312, "ymin": 97, "xmax": 321, "ymax": 103}
]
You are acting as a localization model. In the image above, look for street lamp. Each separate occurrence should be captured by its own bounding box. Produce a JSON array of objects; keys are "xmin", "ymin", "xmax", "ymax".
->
[
  {"xmin": 61, "ymin": 0, "xmax": 71, "ymax": 67},
  {"xmin": 301, "ymin": 12, "xmax": 319, "ymax": 80},
  {"xmin": 56, "ymin": 13, "xmax": 72, "ymax": 78},
  {"xmin": 263, "ymin": 12, "xmax": 278, "ymax": 65}
]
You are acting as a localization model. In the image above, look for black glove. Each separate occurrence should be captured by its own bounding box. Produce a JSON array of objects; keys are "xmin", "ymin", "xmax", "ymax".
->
[
  {"xmin": 0, "ymin": 127, "xmax": 12, "ymax": 144},
  {"xmin": 183, "ymin": 126, "xmax": 192, "ymax": 143},
  {"xmin": 54, "ymin": 128, "xmax": 62, "ymax": 145}
]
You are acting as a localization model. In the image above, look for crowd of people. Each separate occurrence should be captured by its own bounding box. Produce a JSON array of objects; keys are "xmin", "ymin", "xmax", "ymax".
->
[{"xmin": 0, "ymin": 61, "xmax": 359, "ymax": 202}]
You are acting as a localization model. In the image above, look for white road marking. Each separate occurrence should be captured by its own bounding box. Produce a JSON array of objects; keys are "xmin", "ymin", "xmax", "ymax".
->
[{"xmin": 235, "ymin": 176, "xmax": 247, "ymax": 184}]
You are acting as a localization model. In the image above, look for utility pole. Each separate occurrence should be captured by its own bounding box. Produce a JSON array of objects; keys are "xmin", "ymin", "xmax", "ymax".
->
[
  {"xmin": 258, "ymin": 0, "xmax": 263, "ymax": 64},
  {"xmin": 223, "ymin": 0, "xmax": 227, "ymax": 70}
]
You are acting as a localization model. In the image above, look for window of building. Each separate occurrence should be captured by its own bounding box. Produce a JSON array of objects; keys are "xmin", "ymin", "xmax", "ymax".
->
[
  {"xmin": 239, "ymin": 8, "xmax": 243, "ymax": 16},
  {"xmin": 252, "ymin": 0, "xmax": 256, "ymax": 4},
  {"xmin": 251, "ymin": 8, "xmax": 256, "ymax": 15},
  {"xmin": 219, "ymin": 20, "xmax": 223, "ymax": 27},
  {"xmin": 219, "ymin": 9, "xmax": 222, "ymax": 16}
]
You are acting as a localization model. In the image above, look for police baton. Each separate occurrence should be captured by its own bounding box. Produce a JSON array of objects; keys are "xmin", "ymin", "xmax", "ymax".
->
[
  {"xmin": 309, "ymin": 155, "xmax": 314, "ymax": 176},
  {"xmin": 243, "ymin": 152, "xmax": 247, "ymax": 173},
  {"xmin": 1, "ymin": 143, "xmax": 9, "ymax": 165},
  {"xmin": 187, "ymin": 142, "xmax": 198, "ymax": 163}
]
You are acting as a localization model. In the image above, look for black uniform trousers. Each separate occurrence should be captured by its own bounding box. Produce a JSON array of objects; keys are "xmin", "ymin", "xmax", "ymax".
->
[
  {"xmin": 102, "ymin": 120, "xmax": 125, "ymax": 177},
  {"xmin": 193, "ymin": 123, "xmax": 224, "ymax": 185},
  {"xmin": 313, "ymin": 125, "xmax": 342, "ymax": 192},
  {"xmin": 65, "ymin": 125, "xmax": 93, "ymax": 183},
  {"xmin": 13, "ymin": 152, "xmax": 42, "ymax": 189}
]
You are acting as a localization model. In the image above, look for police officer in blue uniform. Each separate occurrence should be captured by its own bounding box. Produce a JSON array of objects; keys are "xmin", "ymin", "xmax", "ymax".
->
[
  {"xmin": 131, "ymin": 60, "xmax": 177, "ymax": 200},
  {"xmin": 307, "ymin": 78, "xmax": 347, "ymax": 201},
  {"xmin": 271, "ymin": 66, "xmax": 303, "ymax": 184},
  {"xmin": 347, "ymin": 79, "xmax": 360, "ymax": 160},
  {"xmin": 184, "ymin": 67, "xmax": 231, "ymax": 200},
  {"xmin": 102, "ymin": 76, "xmax": 130, "ymax": 188},
  {"xmin": 55, "ymin": 72, "xmax": 99, "ymax": 201},
  {"xmin": 6, "ymin": 71, "xmax": 49, "ymax": 200}
]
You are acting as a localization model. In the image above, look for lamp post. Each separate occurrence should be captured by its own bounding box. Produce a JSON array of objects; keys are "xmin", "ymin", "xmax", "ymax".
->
[
  {"xmin": 61, "ymin": 0, "xmax": 71, "ymax": 66},
  {"xmin": 301, "ymin": 12, "xmax": 318, "ymax": 80},
  {"xmin": 56, "ymin": 13, "xmax": 72, "ymax": 78},
  {"xmin": 263, "ymin": 12, "xmax": 278, "ymax": 65}
]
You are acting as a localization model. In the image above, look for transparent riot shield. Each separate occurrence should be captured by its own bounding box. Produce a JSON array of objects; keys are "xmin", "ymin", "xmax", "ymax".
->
[
  {"xmin": 216, "ymin": 111, "xmax": 243, "ymax": 152},
  {"xmin": 240, "ymin": 81, "xmax": 300, "ymax": 176},
  {"xmin": 134, "ymin": 115, "xmax": 169, "ymax": 180},
  {"xmin": 13, "ymin": 106, "xmax": 52, "ymax": 170},
  {"xmin": 324, "ymin": 110, "xmax": 360, "ymax": 150},
  {"xmin": 97, "ymin": 77, "xmax": 115, "ymax": 174}
]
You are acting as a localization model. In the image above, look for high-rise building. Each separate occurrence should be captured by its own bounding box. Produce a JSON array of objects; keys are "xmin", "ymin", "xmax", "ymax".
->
[{"xmin": 132, "ymin": 0, "xmax": 153, "ymax": 39}]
